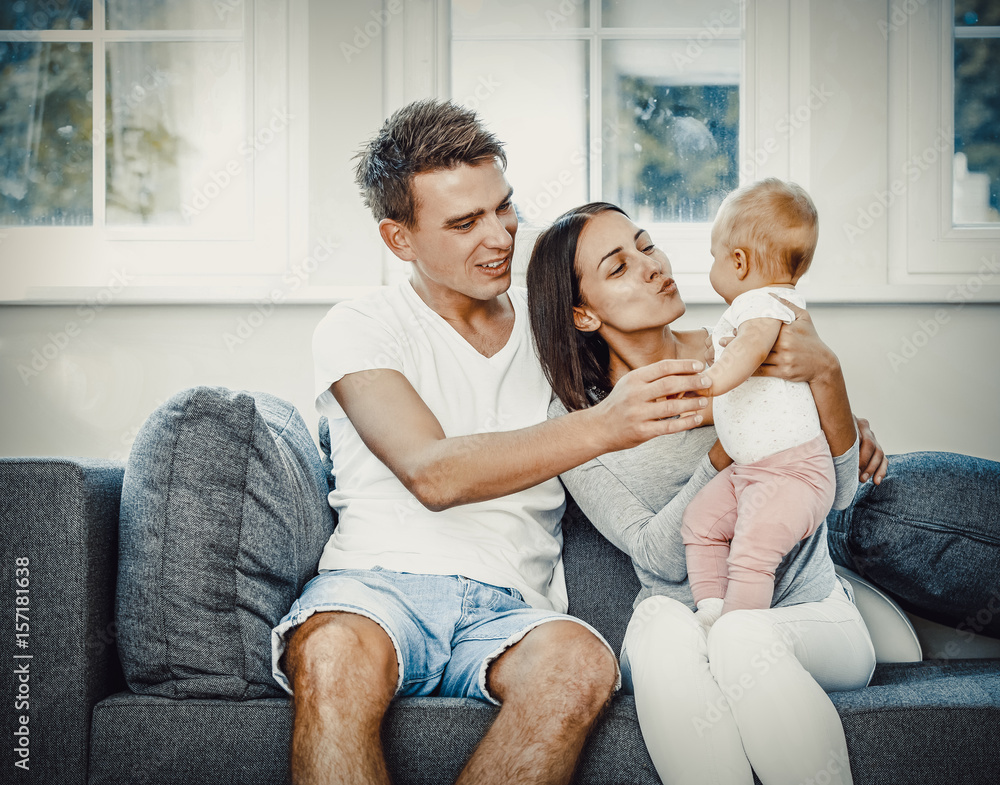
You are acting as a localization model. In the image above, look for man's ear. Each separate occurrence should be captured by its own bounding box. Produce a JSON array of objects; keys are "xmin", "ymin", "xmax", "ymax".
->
[
  {"xmin": 573, "ymin": 305, "xmax": 601, "ymax": 333},
  {"xmin": 732, "ymin": 248, "xmax": 750, "ymax": 281},
  {"xmin": 379, "ymin": 218, "xmax": 416, "ymax": 262}
]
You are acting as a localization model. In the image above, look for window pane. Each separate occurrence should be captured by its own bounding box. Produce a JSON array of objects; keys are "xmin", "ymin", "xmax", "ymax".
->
[
  {"xmin": 602, "ymin": 39, "xmax": 739, "ymax": 223},
  {"xmin": 106, "ymin": 0, "xmax": 243, "ymax": 31},
  {"xmin": 452, "ymin": 39, "xmax": 588, "ymax": 225},
  {"xmin": 105, "ymin": 41, "xmax": 247, "ymax": 228},
  {"xmin": 452, "ymin": 0, "xmax": 589, "ymax": 35},
  {"xmin": 954, "ymin": 0, "xmax": 1000, "ymax": 27},
  {"xmin": 954, "ymin": 37, "xmax": 1000, "ymax": 224},
  {"xmin": 0, "ymin": 42, "xmax": 93, "ymax": 226},
  {"xmin": 0, "ymin": 0, "xmax": 93, "ymax": 31},
  {"xmin": 602, "ymin": 0, "xmax": 739, "ymax": 29}
]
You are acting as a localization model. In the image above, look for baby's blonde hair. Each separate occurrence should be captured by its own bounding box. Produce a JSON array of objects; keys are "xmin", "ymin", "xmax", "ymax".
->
[{"xmin": 714, "ymin": 178, "xmax": 819, "ymax": 281}]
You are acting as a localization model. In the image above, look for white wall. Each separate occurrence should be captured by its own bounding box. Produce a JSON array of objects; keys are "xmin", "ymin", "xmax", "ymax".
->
[{"xmin": 0, "ymin": 300, "xmax": 997, "ymax": 462}]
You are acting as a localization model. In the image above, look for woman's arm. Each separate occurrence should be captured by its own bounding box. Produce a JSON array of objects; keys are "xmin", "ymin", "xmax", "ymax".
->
[
  {"xmin": 558, "ymin": 450, "xmax": 719, "ymax": 581},
  {"xmin": 746, "ymin": 296, "xmax": 888, "ymax": 484},
  {"xmin": 756, "ymin": 299, "xmax": 857, "ymax": 456}
]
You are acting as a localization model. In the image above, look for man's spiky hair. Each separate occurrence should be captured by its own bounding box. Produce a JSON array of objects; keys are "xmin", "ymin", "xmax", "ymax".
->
[{"xmin": 354, "ymin": 99, "xmax": 507, "ymax": 228}]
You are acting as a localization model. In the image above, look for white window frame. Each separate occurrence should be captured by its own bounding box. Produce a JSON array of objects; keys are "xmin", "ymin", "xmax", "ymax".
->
[
  {"xmin": 886, "ymin": 0, "xmax": 1000, "ymax": 299},
  {"xmin": 383, "ymin": 0, "xmax": 826, "ymax": 303},
  {"xmin": 0, "ymin": 0, "xmax": 313, "ymax": 304}
]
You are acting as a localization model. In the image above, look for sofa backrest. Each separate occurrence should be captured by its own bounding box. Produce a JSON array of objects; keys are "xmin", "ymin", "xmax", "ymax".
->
[{"xmin": 560, "ymin": 495, "xmax": 640, "ymax": 655}]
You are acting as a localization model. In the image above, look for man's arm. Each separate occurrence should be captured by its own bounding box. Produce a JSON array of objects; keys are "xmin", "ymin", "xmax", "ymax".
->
[{"xmin": 332, "ymin": 359, "xmax": 711, "ymax": 511}]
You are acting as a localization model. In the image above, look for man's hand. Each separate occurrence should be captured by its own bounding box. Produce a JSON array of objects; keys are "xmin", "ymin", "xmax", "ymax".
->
[
  {"xmin": 856, "ymin": 416, "xmax": 888, "ymax": 485},
  {"xmin": 594, "ymin": 359, "xmax": 710, "ymax": 451}
]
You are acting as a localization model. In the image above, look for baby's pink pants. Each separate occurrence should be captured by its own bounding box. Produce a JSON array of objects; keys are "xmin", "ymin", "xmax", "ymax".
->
[{"xmin": 681, "ymin": 434, "xmax": 836, "ymax": 612}]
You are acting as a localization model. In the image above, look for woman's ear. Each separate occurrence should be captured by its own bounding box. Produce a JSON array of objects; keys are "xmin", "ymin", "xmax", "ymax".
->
[
  {"xmin": 732, "ymin": 248, "xmax": 750, "ymax": 280},
  {"xmin": 379, "ymin": 218, "xmax": 417, "ymax": 262},
  {"xmin": 573, "ymin": 305, "xmax": 601, "ymax": 332}
]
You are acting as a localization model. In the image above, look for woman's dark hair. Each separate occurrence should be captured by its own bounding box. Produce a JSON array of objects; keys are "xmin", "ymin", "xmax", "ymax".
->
[{"xmin": 527, "ymin": 202, "xmax": 628, "ymax": 412}]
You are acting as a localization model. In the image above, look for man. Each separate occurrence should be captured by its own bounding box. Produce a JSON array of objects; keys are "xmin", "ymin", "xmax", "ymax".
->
[{"xmin": 270, "ymin": 99, "xmax": 711, "ymax": 785}]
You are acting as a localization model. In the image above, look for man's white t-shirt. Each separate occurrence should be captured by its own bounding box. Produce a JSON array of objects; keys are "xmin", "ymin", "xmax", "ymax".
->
[
  {"xmin": 312, "ymin": 281, "xmax": 569, "ymax": 612},
  {"xmin": 711, "ymin": 286, "xmax": 823, "ymax": 465}
]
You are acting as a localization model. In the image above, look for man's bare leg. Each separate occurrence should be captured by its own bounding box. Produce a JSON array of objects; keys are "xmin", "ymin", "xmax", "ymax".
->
[
  {"xmin": 457, "ymin": 620, "xmax": 619, "ymax": 785},
  {"xmin": 283, "ymin": 611, "xmax": 398, "ymax": 785}
]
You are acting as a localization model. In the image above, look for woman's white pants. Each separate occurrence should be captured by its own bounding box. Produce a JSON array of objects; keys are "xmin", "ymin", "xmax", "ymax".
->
[{"xmin": 620, "ymin": 584, "xmax": 876, "ymax": 785}]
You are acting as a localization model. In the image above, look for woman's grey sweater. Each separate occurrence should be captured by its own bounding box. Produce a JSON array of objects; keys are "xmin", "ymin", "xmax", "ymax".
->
[{"xmin": 549, "ymin": 398, "xmax": 860, "ymax": 610}]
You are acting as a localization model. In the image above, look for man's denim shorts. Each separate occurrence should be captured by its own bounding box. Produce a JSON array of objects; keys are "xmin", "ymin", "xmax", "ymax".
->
[{"xmin": 271, "ymin": 566, "xmax": 618, "ymax": 705}]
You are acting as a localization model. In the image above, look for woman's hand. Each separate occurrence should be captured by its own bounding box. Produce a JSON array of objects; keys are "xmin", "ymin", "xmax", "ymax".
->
[
  {"xmin": 719, "ymin": 296, "xmax": 837, "ymax": 384},
  {"xmin": 760, "ymin": 297, "xmax": 838, "ymax": 383},
  {"xmin": 856, "ymin": 416, "xmax": 889, "ymax": 485},
  {"xmin": 720, "ymin": 294, "xmax": 859, "ymax": 461}
]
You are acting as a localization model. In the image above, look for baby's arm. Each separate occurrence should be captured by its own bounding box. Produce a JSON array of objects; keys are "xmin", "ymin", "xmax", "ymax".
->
[{"xmin": 704, "ymin": 317, "xmax": 783, "ymax": 396}]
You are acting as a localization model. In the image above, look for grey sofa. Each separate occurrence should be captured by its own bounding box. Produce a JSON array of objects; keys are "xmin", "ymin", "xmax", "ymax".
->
[{"xmin": 2, "ymin": 387, "xmax": 1000, "ymax": 785}]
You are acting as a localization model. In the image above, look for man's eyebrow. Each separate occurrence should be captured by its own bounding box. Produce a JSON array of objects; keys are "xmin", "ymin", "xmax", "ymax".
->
[
  {"xmin": 598, "ymin": 230, "xmax": 645, "ymax": 267},
  {"xmin": 442, "ymin": 208, "xmax": 484, "ymax": 229},
  {"xmin": 441, "ymin": 188, "xmax": 514, "ymax": 229}
]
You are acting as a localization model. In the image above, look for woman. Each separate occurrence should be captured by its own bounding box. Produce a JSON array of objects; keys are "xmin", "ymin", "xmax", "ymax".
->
[{"xmin": 526, "ymin": 201, "xmax": 878, "ymax": 785}]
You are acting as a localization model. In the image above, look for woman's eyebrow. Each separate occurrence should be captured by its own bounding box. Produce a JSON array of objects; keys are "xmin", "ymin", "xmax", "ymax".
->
[
  {"xmin": 599, "ymin": 246, "xmax": 624, "ymax": 265},
  {"xmin": 598, "ymin": 230, "xmax": 645, "ymax": 266}
]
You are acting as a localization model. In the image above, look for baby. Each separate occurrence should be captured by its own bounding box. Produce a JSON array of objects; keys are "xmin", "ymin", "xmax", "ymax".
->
[{"xmin": 681, "ymin": 178, "xmax": 836, "ymax": 626}]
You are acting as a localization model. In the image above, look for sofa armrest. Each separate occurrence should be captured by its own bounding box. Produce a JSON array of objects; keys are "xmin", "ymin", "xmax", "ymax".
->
[{"xmin": 1, "ymin": 458, "xmax": 126, "ymax": 784}]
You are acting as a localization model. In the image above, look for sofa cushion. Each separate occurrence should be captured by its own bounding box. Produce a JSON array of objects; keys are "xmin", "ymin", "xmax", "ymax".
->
[
  {"xmin": 87, "ymin": 660, "xmax": 1000, "ymax": 785},
  {"xmin": 117, "ymin": 387, "xmax": 335, "ymax": 699},
  {"xmin": 826, "ymin": 451, "xmax": 1000, "ymax": 637}
]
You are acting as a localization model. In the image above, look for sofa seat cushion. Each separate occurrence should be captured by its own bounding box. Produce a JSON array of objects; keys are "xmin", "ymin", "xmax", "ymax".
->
[
  {"xmin": 89, "ymin": 661, "xmax": 1000, "ymax": 785},
  {"xmin": 88, "ymin": 692, "xmax": 660, "ymax": 785},
  {"xmin": 117, "ymin": 387, "xmax": 335, "ymax": 700}
]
